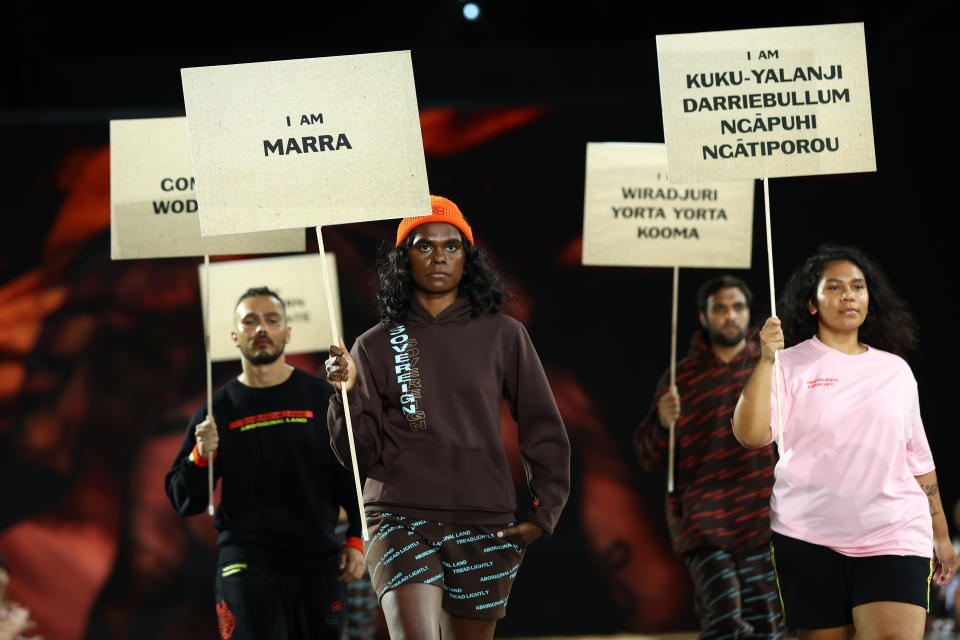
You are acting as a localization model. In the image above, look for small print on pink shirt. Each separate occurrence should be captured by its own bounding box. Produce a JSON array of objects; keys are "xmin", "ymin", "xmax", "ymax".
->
[{"xmin": 764, "ymin": 336, "xmax": 934, "ymax": 558}]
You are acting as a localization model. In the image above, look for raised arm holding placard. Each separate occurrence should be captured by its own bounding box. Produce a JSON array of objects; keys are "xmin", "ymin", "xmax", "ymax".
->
[
  {"xmin": 165, "ymin": 287, "xmax": 365, "ymax": 639},
  {"xmin": 635, "ymin": 276, "xmax": 781, "ymax": 637},
  {"xmin": 732, "ymin": 246, "xmax": 954, "ymax": 635},
  {"xmin": 582, "ymin": 140, "xmax": 772, "ymax": 636},
  {"xmin": 325, "ymin": 196, "xmax": 571, "ymax": 638}
]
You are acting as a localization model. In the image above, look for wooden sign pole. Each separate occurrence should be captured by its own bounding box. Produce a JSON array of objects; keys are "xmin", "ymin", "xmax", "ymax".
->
[
  {"xmin": 315, "ymin": 227, "xmax": 369, "ymax": 541},
  {"xmin": 667, "ymin": 266, "xmax": 679, "ymax": 492},
  {"xmin": 762, "ymin": 179, "xmax": 785, "ymax": 456},
  {"xmin": 203, "ymin": 254, "xmax": 215, "ymax": 516}
]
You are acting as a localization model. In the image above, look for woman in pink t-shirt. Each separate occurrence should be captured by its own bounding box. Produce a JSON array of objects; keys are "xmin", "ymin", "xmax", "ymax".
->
[{"xmin": 733, "ymin": 245, "xmax": 955, "ymax": 639}]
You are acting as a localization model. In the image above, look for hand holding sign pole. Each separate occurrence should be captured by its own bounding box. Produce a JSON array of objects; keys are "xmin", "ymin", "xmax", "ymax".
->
[
  {"xmin": 582, "ymin": 142, "xmax": 755, "ymax": 491},
  {"xmin": 656, "ymin": 22, "xmax": 877, "ymax": 458},
  {"xmin": 762, "ymin": 179, "xmax": 785, "ymax": 454},
  {"xmin": 316, "ymin": 228, "xmax": 368, "ymax": 540},
  {"xmin": 199, "ymin": 251, "xmax": 346, "ymax": 526},
  {"xmin": 110, "ymin": 117, "xmax": 304, "ymax": 517},
  {"xmin": 181, "ymin": 50, "xmax": 431, "ymax": 541}
]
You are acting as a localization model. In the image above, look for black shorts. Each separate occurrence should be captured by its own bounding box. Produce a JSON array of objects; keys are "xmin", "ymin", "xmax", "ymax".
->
[
  {"xmin": 770, "ymin": 531, "xmax": 932, "ymax": 629},
  {"xmin": 215, "ymin": 543, "xmax": 346, "ymax": 640},
  {"xmin": 365, "ymin": 512, "xmax": 526, "ymax": 620}
]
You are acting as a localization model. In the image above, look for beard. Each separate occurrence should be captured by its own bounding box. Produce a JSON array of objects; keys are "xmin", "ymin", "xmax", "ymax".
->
[
  {"xmin": 241, "ymin": 338, "xmax": 285, "ymax": 365},
  {"xmin": 706, "ymin": 324, "xmax": 745, "ymax": 347}
]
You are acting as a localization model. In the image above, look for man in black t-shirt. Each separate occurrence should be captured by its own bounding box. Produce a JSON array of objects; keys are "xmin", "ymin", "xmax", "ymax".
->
[{"xmin": 165, "ymin": 287, "xmax": 364, "ymax": 640}]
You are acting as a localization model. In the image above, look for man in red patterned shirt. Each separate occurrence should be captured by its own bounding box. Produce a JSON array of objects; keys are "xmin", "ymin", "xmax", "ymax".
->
[{"xmin": 635, "ymin": 275, "xmax": 782, "ymax": 639}]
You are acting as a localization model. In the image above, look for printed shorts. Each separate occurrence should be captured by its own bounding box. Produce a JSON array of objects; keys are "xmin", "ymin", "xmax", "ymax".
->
[{"xmin": 365, "ymin": 512, "xmax": 526, "ymax": 620}]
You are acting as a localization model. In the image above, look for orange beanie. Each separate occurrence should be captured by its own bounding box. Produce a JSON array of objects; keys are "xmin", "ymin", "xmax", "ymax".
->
[{"xmin": 395, "ymin": 195, "xmax": 474, "ymax": 247}]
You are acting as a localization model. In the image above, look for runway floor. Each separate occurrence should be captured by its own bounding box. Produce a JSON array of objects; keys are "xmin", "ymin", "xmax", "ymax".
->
[
  {"xmin": 508, "ymin": 632, "xmax": 960, "ymax": 640},
  {"xmin": 510, "ymin": 634, "xmax": 699, "ymax": 640}
]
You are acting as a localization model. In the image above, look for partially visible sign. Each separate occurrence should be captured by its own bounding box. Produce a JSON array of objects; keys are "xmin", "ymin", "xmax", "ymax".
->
[
  {"xmin": 110, "ymin": 117, "xmax": 304, "ymax": 259},
  {"xmin": 582, "ymin": 143, "xmax": 754, "ymax": 268},
  {"xmin": 181, "ymin": 51, "xmax": 431, "ymax": 236},
  {"xmin": 199, "ymin": 253, "xmax": 342, "ymax": 362},
  {"xmin": 657, "ymin": 23, "xmax": 875, "ymax": 182}
]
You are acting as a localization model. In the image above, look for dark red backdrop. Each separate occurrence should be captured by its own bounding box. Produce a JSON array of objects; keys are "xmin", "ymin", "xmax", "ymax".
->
[{"xmin": 1, "ymin": 5, "xmax": 956, "ymax": 638}]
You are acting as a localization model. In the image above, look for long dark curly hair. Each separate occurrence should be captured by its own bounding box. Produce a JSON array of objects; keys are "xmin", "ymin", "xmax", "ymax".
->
[
  {"xmin": 778, "ymin": 244, "xmax": 917, "ymax": 357},
  {"xmin": 375, "ymin": 234, "xmax": 508, "ymax": 328}
]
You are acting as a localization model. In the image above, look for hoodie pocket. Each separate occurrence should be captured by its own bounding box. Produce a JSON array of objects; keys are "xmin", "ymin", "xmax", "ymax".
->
[{"xmin": 381, "ymin": 449, "xmax": 515, "ymax": 511}]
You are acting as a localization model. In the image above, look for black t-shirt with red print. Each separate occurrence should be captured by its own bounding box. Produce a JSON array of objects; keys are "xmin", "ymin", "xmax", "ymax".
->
[{"xmin": 165, "ymin": 368, "xmax": 361, "ymax": 561}]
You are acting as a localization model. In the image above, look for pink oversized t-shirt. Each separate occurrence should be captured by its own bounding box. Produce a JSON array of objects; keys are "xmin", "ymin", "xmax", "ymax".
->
[{"xmin": 764, "ymin": 336, "xmax": 934, "ymax": 557}]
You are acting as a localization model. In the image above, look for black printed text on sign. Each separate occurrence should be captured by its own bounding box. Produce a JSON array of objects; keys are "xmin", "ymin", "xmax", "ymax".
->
[
  {"xmin": 110, "ymin": 117, "xmax": 303, "ymax": 259},
  {"xmin": 582, "ymin": 143, "xmax": 753, "ymax": 268},
  {"xmin": 180, "ymin": 51, "xmax": 431, "ymax": 236},
  {"xmin": 199, "ymin": 253, "xmax": 342, "ymax": 362},
  {"xmin": 656, "ymin": 23, "xmax": 875, "ymax": 182}
]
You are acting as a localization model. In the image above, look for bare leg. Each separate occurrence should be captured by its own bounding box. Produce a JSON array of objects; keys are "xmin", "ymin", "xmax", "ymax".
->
[
  {"xmin": 440, "ymin": 614, "xmax": 497, "ymax": 640},
  {"xmin": 381, "ymin": 583, "xmax": 444, "ymax": 640},
  {"xmin": 851, "ymin": 601, "xmax": 925, "ymax": 639},
  {"xmin": 797, "ymin": 626, "xmax": 854, "ymax": 640}
]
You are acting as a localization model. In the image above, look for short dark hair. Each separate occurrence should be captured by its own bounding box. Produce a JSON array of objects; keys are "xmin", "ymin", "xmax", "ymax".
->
[
  {"xmin": 697, "ymin": 275, "xmax": 753, "ymax": 314},
  {"xmin": 235, "ymin": 286, "xmax": 286, "ymax": 314}
]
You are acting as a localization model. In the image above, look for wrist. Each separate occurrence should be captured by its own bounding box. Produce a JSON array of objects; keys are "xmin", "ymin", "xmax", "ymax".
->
[
  {"xmin": 344, "ymin": 536, "xmax": 364, "ymax": 553},
  {"xmin": 933, "ymin": 521, "xmax": 950, "ymax": 538},
  {"xmin": 189, "ymin": 444, "xmax": 217, "ymax": 466}
]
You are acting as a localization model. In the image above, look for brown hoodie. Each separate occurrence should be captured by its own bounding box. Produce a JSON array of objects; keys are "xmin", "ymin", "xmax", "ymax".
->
[{"xmin": 328, "ymin": 296, "xmax": 570, "ymax": 535}]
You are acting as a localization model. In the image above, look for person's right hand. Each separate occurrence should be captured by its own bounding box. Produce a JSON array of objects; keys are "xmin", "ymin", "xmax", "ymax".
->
[
  {"xmin": 194, "ymin": 416, "xmax": 218, "ymax": 458},
  {"xmin": 326, "ymin": 336, "xmax": 356, "ymax": 392},
  {"xmin": 657, "ymin": 386, "xmax": 681, "ymax": 429},
  {"xmin": 759, "ymin": 317, "xmax": 784, "ymax": 363}
]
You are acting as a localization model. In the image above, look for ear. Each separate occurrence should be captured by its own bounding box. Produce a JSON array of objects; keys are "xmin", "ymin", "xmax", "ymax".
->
[
  {"xmin": 698, "ymin": 311, "xmax": 707, "ymax": 328},
  {"xmin": 283, "ymin": 325, "xmax": 291, "ymax": 344},
  {"xmin": 807, "ymin": 298, "xmax": 817, "ymax": 316},
  {"xmin": 231, "ymin": 330, "xmax": 239, "ymax": 346}
]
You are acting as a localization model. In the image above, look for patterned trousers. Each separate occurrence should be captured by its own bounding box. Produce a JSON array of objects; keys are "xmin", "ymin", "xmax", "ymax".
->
[
  {"xmin": 335, "ymin": 522, "xmax": 378, "ymax": 640},
  {"xmin": 682, "ymin": 547, "xmax": 784, "ymax": 640}
]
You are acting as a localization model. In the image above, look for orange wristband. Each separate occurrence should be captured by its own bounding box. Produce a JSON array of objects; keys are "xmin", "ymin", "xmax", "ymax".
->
[
  {"xmin": 189, "ymin": 444, "xmax": 218, "ymax": 467},
  {"xmin": 344, "ymin": 536, "xmax": 364, "ymax": 553}
]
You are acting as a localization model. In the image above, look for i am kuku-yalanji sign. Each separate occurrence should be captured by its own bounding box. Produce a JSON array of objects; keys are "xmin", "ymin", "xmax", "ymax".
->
[{"xmin": 656, "ymin": 23, "xmax": 875, "ymax": 183}]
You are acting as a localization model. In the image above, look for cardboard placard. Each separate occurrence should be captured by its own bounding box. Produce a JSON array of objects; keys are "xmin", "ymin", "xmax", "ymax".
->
[
  {"xmin": 582, "ymin": 143, "xmax": 754, "ymax": 268},
  {"xmin": 657, "ymin": 23, "xmax": 875, "ymax": 182},
  {"xmin": 110, "ymin": 117, "xmax": 304, "ymax": 259},
  {"xmin": 198, "ymin": 253, "xmax": 342, "ymax": 362},
  {"xmin": 181, "ymin": 51, "xmax": 431, "ymax": 236}
]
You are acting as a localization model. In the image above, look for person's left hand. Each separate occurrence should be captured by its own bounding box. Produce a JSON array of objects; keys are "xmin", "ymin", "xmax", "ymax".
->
[
  {"xmin": 933, "ymin": 535, "xmax": 957, "ymax": 585},
  {"xmin": 495, "ymin": 521, "xmax": 543, "ymax": 547},
  {"xmin": 338, "ymin": 546, "xmax": 366, "ymax": 583}
]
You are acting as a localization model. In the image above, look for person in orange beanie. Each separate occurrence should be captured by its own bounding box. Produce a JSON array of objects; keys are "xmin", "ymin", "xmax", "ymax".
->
[{"xmin": 326, "ymin": 195, "xmax": 571, "ymax": 639}]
